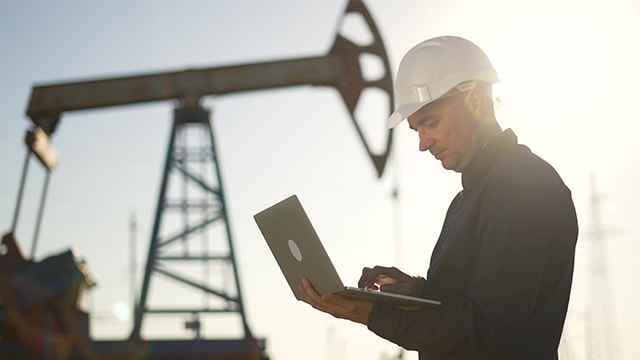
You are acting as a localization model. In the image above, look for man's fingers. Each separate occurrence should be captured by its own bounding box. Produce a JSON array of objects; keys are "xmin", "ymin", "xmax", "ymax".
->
[
  {"xmin": 379, "ymin": 276, "xmax": 425, "ymax": 297},
  {"xmin": 299, "ymin": 279, "xmax": 341, "ymax": 313},
  {"xmin": 299, "ymin": 278, "xmax": 321, "ymax": 304},
  {"xmin": 375, "ymin": 274, "xmax": 398, "ymax": 285},
  {"xmin": 299, "ymin": 277, "xmax": 374, "ymax": 325},
  {"xmin": 358, "ymin": 267, "xmax": 373, "ymax": 288},
  {"xmin": 359, "ymin": 266, "xmax": 389, "ymax": 288},
  {"xmin": 359, "ymin": 266, "xmax": 405, "ymax": 288}
]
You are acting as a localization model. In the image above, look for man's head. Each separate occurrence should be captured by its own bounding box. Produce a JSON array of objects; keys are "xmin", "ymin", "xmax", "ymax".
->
[
  {"xmin": 407, "ymin": 81, "xmax": 499, "ymax": 172},
  {"xmin": 388, "ymin": 36, "xmax": 500, "ymax": 172}
]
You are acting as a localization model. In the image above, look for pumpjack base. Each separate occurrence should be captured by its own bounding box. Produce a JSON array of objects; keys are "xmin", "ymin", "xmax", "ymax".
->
[
  {"xmin": 0, "ymin": 338, "xmax": 269, "ymax": 360},
  {"xmin": 92, "ymin": 338, "xmax": 269, "ymax": 360}
]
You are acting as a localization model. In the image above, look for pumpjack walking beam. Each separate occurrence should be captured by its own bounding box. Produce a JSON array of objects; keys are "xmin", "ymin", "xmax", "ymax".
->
[{"xmin": 26, "ymin": 1, "xmax": 394, "ymax": 177}]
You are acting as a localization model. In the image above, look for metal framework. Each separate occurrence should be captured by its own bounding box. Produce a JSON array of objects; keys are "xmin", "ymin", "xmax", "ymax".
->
[
  {"xmin": 7, "ymin": 1, "xmax": 395, "ymax": 358},
  {"xmin": 130, "ymin": 106, "xmax": 253, "ymax": 341}
]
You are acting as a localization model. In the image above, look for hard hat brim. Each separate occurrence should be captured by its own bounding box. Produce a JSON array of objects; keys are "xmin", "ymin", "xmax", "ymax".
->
[{"xmin": 386, "ymin": 102, "xmax": 426, "ymax": 129}]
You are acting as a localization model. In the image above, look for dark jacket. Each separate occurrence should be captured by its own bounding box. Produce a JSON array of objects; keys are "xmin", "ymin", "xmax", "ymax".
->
[{"xmin": 367, "ymin": 129, "xmax": 578, "ymax": 360}]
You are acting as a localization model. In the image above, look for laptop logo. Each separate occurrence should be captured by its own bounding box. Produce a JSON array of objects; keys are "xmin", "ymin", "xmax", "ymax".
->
[{"xmin": 288, "ymin": 239, "xmax": 303, "ymax": 262}]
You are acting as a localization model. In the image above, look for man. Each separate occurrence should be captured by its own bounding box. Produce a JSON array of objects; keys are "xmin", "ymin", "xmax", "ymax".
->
[{"xmin": 299, "ymin": 36, "xmax": 578, "ymax": 360}]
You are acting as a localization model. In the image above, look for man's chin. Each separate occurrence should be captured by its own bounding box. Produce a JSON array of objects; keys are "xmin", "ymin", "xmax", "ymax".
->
[{"xmin": 440, "ymin": 160, "xmax": 463, "ymax": 173}]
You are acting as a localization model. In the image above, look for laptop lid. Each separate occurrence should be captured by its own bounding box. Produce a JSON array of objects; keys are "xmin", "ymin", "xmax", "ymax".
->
[
  {"xmin": 254, "ymin": 194, "xmax": 345, "ymax": 300},
  {"xmin": 254, "ymin": 195, "xmax": 441, "ymax": 309}
]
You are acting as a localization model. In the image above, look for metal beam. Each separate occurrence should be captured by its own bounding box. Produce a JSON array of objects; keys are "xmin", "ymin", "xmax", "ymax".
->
[
  {"xmin": 26, "ymin": 55, "xmax": 343, "ymax": 118},
  {"xmin": 25, "ymin": 127, "xmax": 58, "ymax": 171}
]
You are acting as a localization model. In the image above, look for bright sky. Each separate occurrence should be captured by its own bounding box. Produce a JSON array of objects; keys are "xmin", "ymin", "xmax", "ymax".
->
[{"xmin": 1, "ymin": 1, "xmax": 639, "ymax": 359}]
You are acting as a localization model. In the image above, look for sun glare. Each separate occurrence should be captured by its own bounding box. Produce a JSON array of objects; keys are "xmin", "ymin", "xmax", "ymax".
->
[
  {"xmin": 113, "ymin": 301, "xmax": 131, "ymax": 321},
  {"xmin": 489, "ymin": 9, "xmax": 612, "ymax": 127}
]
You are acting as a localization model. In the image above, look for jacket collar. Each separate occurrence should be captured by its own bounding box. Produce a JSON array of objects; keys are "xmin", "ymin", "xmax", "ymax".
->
[{"xmin": 461, "ymin": 128, "xmax": 518, "ymax": 191}]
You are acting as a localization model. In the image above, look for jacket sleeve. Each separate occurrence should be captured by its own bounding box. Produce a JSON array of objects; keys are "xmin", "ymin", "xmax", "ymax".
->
[{"xmin": 367, "ymin": 160, "xmax": 577, "ymax": 358}]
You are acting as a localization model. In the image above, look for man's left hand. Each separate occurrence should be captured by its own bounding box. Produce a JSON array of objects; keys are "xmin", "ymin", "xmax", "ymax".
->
[{"xmin": 298, "ymin": 277, "xmax": 374, "ymax": 325}]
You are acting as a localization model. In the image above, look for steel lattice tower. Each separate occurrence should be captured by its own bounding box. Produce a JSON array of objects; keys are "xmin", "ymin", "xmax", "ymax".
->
[{"xmin": 131, "ymin": 105, "xmax": 253, "ymax": 341}]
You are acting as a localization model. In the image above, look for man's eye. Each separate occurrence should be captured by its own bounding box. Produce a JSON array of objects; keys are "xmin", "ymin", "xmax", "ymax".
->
[{"xmin": 426, "ymin": 120, "xmax": 439, "ymax": 129}]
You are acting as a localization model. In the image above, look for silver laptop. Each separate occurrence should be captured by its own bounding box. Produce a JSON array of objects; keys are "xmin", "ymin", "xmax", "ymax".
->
[{"xmin": 254, "ymin": 194, "xmax": 441, "ymax": 309}]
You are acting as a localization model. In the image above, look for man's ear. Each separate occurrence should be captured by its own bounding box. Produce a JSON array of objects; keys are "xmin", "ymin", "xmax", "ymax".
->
[{"xmin": 464, "ymin": 89, "xmax": 485, "ymax": 117}]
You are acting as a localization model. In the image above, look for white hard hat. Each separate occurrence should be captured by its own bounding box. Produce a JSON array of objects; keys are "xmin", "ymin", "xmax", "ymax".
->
[{"xmin": 386, "ymin": 36, "xmax": 499, "ymax": 128}]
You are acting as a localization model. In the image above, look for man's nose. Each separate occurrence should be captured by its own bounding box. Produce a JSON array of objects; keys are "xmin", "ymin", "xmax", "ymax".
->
[{"xmin": 419, "ymin": 132, "xmax": 435, "ymax": 152}]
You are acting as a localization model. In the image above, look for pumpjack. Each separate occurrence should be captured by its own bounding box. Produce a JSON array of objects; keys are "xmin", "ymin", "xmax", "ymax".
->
[{"xmin": 0, "ymin": 1, "xmax": 394, "ymax": 359}]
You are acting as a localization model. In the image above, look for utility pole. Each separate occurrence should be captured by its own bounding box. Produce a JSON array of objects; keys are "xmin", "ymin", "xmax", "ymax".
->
[
  {"xmin": 584, "ymin": 174, "xmax": 618, "ymax": 360},
  {"xmin": 129, "ymin": 210, "xmax": 138, "ymax": 327}
]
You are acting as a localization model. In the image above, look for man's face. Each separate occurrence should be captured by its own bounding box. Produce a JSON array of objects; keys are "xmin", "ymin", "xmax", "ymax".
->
[{"xmin": 407, "ymin": 92, "xmax": 480, "ymax": 172}]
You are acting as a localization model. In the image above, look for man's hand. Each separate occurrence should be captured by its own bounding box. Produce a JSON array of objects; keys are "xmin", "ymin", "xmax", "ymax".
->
[
  {"xmin": 298, "ymin": 278, "xmax": 374, "ymax": 325},
  {"xmin": 359, "ymin": 266, "xmax": 426, "ymax": 297}
]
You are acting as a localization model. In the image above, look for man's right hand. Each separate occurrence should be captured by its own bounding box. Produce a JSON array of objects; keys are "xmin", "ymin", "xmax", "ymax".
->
[{"xmin": 358, "ymin": 266, "xmax": 426, "ymax": 297}]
